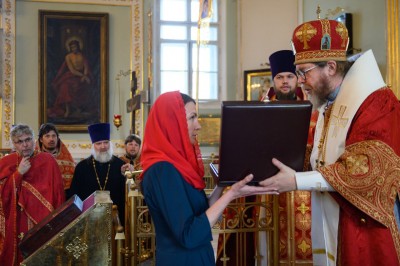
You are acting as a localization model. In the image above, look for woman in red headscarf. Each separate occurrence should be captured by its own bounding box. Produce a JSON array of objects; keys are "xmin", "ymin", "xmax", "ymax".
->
[{"xmin": 140, "ymin": 91, "xmax": 275, "ymax": 265}]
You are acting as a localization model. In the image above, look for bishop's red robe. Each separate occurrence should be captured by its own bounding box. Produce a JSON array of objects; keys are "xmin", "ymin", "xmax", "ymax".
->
[{"xmin": 318, "ymin": 88, "xmax": 400, "ymax": 265}]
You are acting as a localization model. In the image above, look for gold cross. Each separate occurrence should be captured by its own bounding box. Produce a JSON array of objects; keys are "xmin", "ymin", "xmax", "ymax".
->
[
  {"xmin": 335, "ymin": 23, "xmax": 348, "ymax": 47},
  {"xmin": 297, "ymin": 202, "xmax": 310, "ymax": 215},
  {"xmin": 295, "ymin": 23, "xmax": 317, "ymax": 49},
  {"xmin": 331, "ymin": 105, "xmax": 349, "ymax": 137}
]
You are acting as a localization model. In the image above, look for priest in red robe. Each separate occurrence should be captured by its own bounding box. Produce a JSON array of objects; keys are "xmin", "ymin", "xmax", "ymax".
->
[
  {"xmin": 0, "ymin": 124, "xmax": 65, "ymax": 266},
  {"xmin": 37, "ymin": 123, "xmax": 76, "ymax": 193}
]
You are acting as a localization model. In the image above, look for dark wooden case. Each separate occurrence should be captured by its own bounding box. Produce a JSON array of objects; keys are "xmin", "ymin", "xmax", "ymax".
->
[{"xmin": 215, "ymin": 101, "xmax": 312, "ymax": 186}]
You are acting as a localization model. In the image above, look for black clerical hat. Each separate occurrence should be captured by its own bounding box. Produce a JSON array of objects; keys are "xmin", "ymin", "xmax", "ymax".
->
[{"xmin": 88, "ymin": 123, "xmax": 110, "ymax": 143}]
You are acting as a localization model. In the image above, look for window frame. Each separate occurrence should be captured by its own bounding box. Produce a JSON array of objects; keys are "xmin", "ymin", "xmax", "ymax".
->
[{"xmin": 154, "ymin": 0, "xmax": 222, "ymax": 106}]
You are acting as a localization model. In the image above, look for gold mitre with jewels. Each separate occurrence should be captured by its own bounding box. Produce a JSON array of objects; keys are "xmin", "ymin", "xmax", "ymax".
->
[{"xmin": 291, "ymin": 19, "xmax": 349, "ymax": 64}]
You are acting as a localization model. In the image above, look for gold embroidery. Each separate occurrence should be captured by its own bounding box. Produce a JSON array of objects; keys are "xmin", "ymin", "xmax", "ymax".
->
[
  {"xmin": 298, "ymin": 240, "xmax": 311, "ymax": 253},
  {"xmin": 345, "ymin": 154, "xmax": 369, "ymax": 175},
  {"xmin": 318, "ymin": 140, "xmax": 400, "ymax": 262},
  {"xmin": 335, "ymin": 23, "xmax": 349, "ymax": 47},
  {"xmin": 21, "ymin": 181, "xmax": 54, "ymax": 222},
  {"xmin": 316, "ymin": 104, "xmax": 334, "ymax": 169},
  {"xmin": 321, "ymin": 19, "xmax": 330, "ymax": 35},
  {"xmin": 295, "ymin": 50, "xmax": 348, "ymax": 63},
  {"xmin": 313, "ymin": 248, "xmax": 336, "ymax": 261},
  {"xmin": 295, "ymin": 23, "xmax": 317, "ymax": 49},
  {"xmin": 331, "ymin": 105, "xmax": 349, "ymax": 137}
]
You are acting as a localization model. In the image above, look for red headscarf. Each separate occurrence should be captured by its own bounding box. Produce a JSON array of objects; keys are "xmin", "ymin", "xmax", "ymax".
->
[{"xmin": 140, "ymin": 91, "xmax": 205, "ymax": 190}]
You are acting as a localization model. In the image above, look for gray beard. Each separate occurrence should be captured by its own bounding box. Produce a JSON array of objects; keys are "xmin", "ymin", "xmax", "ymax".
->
[
  {"xmin": 91, "ymin": 145, "xmax": 114, "ymax": 163},
  {"xmin": 308, "ymin": 93, "xmax": 327, "ymax": 111}
]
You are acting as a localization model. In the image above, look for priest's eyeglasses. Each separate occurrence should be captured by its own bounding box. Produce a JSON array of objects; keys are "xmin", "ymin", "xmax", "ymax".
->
[
  {"xmin": 14, "ymin": 137, "xmax": 33, "ymax": 145},
  {"xmin": 295, "ymin": 65, "xmax": 319, "ymax": 80}
]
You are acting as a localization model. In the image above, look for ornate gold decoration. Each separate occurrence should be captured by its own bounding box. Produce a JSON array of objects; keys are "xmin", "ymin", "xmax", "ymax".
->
[
  {"xmin": 321, "ymin": 19, "xmax": 330, "ymax": 35},
  {"xmin": 4, "ymin": 100, "xmax": 11, "ymax": 120},
  {"xmin": 1, "ymin": 0, "xmax": 14, "ymax": 148},
  {"xmin": 331, "ymin": 105, "xmax": 349, "ymax": 137},
  {"xmin": 295, "ymin": 23, "xmax": 317, "ymax": 50},
  {"xmin": 78, "ymin": 144, "xmax": 92, "ymax": 149},
  {"xmin": 316, "ymin": 104, "xmax": 334, "ymax": 168},
  {"xmin": 4, "ymin": 80, "xmax": 11, "ymax": 98},
  {"xmin": 92, "ymin": 158, "xmax": 111, "ymax": 190},
  {"xmin": 316, "ymin": 5, "xmax": 321, "ymax": 19},
  {"xmin": 298, "ymin": 239, "xmax": 311, "ymax": 253},
  {"xmin": 113, "ymin": 114, "xmax": 122, "ymax": 129},
  {"xmin": 115, "ymin": 142, "xmax": 125, "ymax": 149},
  {"xmin": 66, "ymin": 237, "xmax": 89, "ymax": 259},
  {"xmin": 318, "ymin": 140, "xmax": 400, "ymax": 261},
  {"xmin": 335, "ymin": 22, "xmax": 349, "ymax": 47},
  {"xmin": 386, "ymin": 0, "xmax": 400, "ymax": 98}
]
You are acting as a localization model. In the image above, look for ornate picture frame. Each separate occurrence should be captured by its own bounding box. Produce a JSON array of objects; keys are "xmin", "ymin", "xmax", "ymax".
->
[
  {"xmin": 39, "ymin": 10, "xmax": 109, "ymax": 132},
  {"xmin": 197, "ymin": 115, "xmax": 220, "ymax": 146},
  {"xmin": 243, "ymin": 69, "xmax": 273, "ymax": 101}
]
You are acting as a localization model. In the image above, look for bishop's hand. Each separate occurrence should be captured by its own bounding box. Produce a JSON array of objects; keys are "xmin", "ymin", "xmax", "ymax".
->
[{"xmin": 258, "ymin": 158, "xmax": 297, "ymax": 193}]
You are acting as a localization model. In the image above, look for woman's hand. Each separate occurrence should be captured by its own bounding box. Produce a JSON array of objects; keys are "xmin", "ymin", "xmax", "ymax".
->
[
  {"xmin": 227, "ymin": 174, "xmax": 279, "ymax": 200},
  {"xmin": 206, "ymin": 173, "xmax": 278, "ymax": 227}
]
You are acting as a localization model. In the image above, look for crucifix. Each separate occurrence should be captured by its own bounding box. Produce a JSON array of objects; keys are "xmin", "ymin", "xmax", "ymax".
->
[{"xmin": 126, "ymin": 71, "xmax": 141, "ymax": 134}]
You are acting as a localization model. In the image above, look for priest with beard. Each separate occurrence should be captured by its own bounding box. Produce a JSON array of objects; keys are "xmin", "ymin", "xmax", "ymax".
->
[
  {"xmin": 119, "ymin": 134, "xmax": 142, "ymax": 171},
  {"xmin": 67, "ymin": 123, "xmax": 128, "ymax": 224}
]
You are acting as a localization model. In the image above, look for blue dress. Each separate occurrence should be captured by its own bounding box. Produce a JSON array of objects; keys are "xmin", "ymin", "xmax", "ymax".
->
[{"xmin": 141, "ymin": 161, "xmax": 215, "ymax": 266}]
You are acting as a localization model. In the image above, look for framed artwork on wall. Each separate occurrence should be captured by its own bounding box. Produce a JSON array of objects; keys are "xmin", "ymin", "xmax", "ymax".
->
[
  {"xmin": 197, "ymin": 115, "xmax": 220, "ymax": 146},
  {"xmin": 39, "ymin": 10, "xmax": 109, "ymax": 132},
  {"xmin": 200, "ymin": 0, "xmax": 213, "ymax": 20},
  {"xmin": 243, "ymin": 69, "xmax": 273, "ymax": 101}
]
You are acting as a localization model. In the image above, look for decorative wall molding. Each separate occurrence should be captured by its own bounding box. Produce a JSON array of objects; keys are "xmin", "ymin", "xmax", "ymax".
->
[
  {"xmin": 1, "ymin": 0, "xmax": 15, "ymax": 148},
  {"xmin": 387, "ymin": 0, "xmax": 400, "ymax": 98},
  {"xmin": 63, "ymin": 139, "xmax": 125, "ymax": 163}
]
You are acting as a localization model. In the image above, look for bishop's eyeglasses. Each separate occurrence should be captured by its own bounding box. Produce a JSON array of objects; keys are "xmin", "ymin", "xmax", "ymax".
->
[{"xmin": 295, "ymin": 65, "xmax": 319, "ymax": 80}]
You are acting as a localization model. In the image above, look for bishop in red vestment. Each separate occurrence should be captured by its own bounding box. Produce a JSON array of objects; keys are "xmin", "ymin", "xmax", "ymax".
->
[{"xmin": 260, "ymin": 19, "xmax": 400, "ymax": 266}]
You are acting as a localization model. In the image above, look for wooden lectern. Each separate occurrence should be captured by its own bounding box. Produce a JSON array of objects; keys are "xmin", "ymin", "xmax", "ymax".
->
[{"xmin": 20, "ymin": 191, "xmax": 113, "ymax": 266}]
